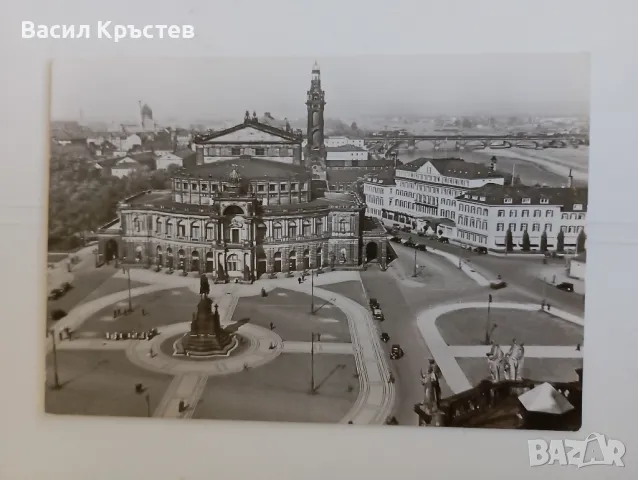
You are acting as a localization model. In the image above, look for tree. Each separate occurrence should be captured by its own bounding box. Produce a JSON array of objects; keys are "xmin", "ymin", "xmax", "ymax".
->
[
  {"xmin": 576, "ymin": 229, "xmax": 587, "ymax": 253},
  {"xmin": 556, "ymin": 230, "xmax": 565, "ymax": 253},
  {"xmin": 505, "ymin": 228, "xmax": 514, "ymax": 252},
  {"xmin": 540, "ymin": 230, "xmax": 548, "ymax": 252},
  {"xmin": 522, "ymin": 230, "xmax": 530, "ymax": 251},
  {"xmin": 350, "ymin": 121, "xmax": 359, "ymax": 131}
]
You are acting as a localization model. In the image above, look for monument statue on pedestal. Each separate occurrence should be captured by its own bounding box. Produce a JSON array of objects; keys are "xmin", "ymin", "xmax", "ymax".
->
[
  {"xmin": 503, "ymin": 338, "xmax": 525, "ymax": 381},
  {"xmin": 486, "ymin": 340, "xmax": 504, "ymax": 382},
  {"xmin": 179, "ymin": 295, "xmax": 237, "ymax": 357},
  {"xmin": 199, "ymin": 274, "xmax": 210, "ymax": 296}
]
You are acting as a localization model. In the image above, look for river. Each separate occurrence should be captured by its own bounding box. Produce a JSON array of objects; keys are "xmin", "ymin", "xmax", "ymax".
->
[{"xmin": 394, "ymin": 145, "xmax": 589, "ymax": 187}]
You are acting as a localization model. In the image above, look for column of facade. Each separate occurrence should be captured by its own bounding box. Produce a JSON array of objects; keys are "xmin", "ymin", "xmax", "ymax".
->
[
  {"xmin": 296, "ymin": 244, "xmax": 305, "ymax": 271},
  {"xmin": 281, "ymin": 246, "xmax": 290, "ymax": 273},
  {"xmin": 309, "ymin": 243, "xmax": 318, "ymax": 269},
  {"xmin": 265, "ymin": 249, "xmax": 274, "ymax": 274}
]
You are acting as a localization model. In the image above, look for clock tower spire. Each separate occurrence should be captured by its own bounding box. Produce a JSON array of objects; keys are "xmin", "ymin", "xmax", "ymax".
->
[{"xmin": 305, "ymin": 61, "xmax": 326, "ymax": 168}]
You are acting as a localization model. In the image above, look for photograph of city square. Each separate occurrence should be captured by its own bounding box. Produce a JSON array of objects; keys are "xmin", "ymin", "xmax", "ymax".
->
[{"xmin": 46, "ymin": 54, "xmax": 588, "ymax": 429}]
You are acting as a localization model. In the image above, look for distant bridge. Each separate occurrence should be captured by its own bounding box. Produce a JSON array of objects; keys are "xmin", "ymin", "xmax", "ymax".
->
[{"xmin": 364, "ymin": 133, "xmax": 589, "ymax": 153}]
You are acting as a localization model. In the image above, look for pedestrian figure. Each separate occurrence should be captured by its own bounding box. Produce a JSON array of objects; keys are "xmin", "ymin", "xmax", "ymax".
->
[
  {"xmin": 297, "ymin": 277, "xmax": 302, "ymax": 284},
  {"xmin": 58, "ymin": 332, "xmax": 63, "ymax": 342},
  {"xmin": 113, "ymin": 309, "xmax": 117, "ymax": 318},
  {"xmin": 547, "ymin": 303, "xmax": 551, "ymax": 311},
  {"xmin": 541, "ymin": 300, "xmax": 546, "ymax": 310},
  {"xmin": 576, "ymin": 343, "xmax": 581, "ymax": 351},
  {"xmin": 269, "ymin": 322, "xmax": 275, "ymax": 331},
  {"xmin": 149, "ymin": 348, "xmax": 154, "ymax": 357}
]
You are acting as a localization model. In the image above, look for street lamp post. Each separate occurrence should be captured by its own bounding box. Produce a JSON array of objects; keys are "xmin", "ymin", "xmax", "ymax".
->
[
  {"xmin": 48, "ymin": 329, "xmax": 61, "ymax": 390},
  {"xmin": 484, "ymin": 294, "xmax": 493, "ymax": 345},
  {"xmin": 145, "ymin": 393, "xmax": 151, "ymax": 417},
  {"xmin": 310, "ymin": 268, "xmax": 315, "ymax": 314},
  {"xmin": 412, "ymin": 244, "xmax": 418, "ymax": 277},
  {"xmin": 310, "ymin": 332, "xmax": 317, "ymax": 394},
  {"xmin": 123, "ymin": 267, "xmax": 133, "ymax": 313}
]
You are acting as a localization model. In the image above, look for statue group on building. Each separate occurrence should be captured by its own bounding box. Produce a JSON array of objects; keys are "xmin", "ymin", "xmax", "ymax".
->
[
  {"xmin": 421, "ymin": 359, "xmax": 442, "ymax": 413},
  {"xmin": 486, "ymin": 338, "xmax": 525, "ymax": 382}
]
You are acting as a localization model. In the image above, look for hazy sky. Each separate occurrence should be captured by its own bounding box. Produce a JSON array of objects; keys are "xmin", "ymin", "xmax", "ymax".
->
[{"xmin": 51, "ymin": 54, "xmax": 590, "ymax": 123}]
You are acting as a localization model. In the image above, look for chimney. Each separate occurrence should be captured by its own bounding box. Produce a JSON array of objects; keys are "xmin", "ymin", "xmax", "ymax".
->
[{"xmin": 567, "ymin": 168, "xmax": 573, "ymax": 188}]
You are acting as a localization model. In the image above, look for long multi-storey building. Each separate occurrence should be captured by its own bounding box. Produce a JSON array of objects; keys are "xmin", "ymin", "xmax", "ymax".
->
[
  {"xmin": 362, "ymin": 158, "xmax": 587, "ymax": 252},
  {"xmin": 456, "ymin": 182, "xmax": 587, "ymax": 250}
]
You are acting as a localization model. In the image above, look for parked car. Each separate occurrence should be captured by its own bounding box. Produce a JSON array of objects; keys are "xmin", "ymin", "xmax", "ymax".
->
[
  {"xmin": 48, "ymin": 288, "xmax": 63, "ymax": 300},
  {"xmin": 390, "ymin": 344, "xmax": 404, "ymax": 359},
  {"xmin": 473, "ymin": 247, "xmax": 488, "ymax": 254},
  {"xmin": 437, "ymin": 237, "xmax": 450, "ymax": 244},
  {"xmin": 372, "ymin": 308, "xmax": 385, "ymax": 321},
  {"xmin": 380, "ymin": 333, "xmax": 390, "ymax": 343},
  {"xmin": 369, "ymin": 298, "xmax": 380, "ymax": 310},
  {"xmin": 490, "ymin": 280, "xmax": 508, "ymax": 290},
  {"xmin": 60, "ymin": 282, "xmax": 73, "ymax": 292},
  {"xmin": 556, "ymin": 282, "xmax": 574, "ymax": 292},
  {"xmin": 401, "ymin": 226, "xmax": 412, "ymax": 233},
  {"xmin": 404, "ymin": 238, "xmax": 415, "ymax": 248},
  {"xmin": 390, "ymin": 236, "xmax": 402, "ymax": 243},
  {"xmin": 416, "ymin": 244, "xmax": 427, "ymax": 251}
]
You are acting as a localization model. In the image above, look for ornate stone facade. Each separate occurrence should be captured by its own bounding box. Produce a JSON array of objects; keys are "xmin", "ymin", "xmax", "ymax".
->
[{"xmin": 98, "ymin": 158, "xmax": 388, "ymax": 279}]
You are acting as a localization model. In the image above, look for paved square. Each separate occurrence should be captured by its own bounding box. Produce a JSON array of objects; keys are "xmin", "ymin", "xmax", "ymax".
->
[
  {"xmin": 436, "ymin": 308, "xmax": 584, "ymax": 346},
  {"xmin": 233, "ymin": 288, "xmax": 351, "ymax": 343},
  {"xmin": 74, "ymin": 287, "xmax": 199, "ymax": 335},
  {"xmin": 192, "ymin": 353, "xmax": 359, "ymax": 423},
  {"xmin": 45, "ymin": 350, "xmax": 173, "ymax": 417}
]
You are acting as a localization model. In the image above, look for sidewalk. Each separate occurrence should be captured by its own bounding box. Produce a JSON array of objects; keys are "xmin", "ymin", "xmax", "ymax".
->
[{"xmin": 425, "ymin": 247, "xmax": 492, "ymax": 286}]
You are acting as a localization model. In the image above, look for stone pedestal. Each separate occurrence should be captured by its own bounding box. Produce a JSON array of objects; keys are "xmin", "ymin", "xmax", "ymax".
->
[{"xmin": 180, "ymin": 296, "xmax": 237, "ymax": 357}]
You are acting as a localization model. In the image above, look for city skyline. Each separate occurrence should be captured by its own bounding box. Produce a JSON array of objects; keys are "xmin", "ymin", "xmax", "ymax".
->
[{"xmin": 51, "ymin": 53, "xmax": 590, "ymax": 124}]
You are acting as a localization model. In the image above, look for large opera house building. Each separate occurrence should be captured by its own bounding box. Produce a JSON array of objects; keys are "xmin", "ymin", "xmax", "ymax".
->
[{"xmin": 97, "ymin": 115, "xmax": 388, "ymax": 280}]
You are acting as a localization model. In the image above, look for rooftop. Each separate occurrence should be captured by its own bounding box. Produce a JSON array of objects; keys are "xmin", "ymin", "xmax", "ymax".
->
[
  {"xmin": 193, "ymin": 118, "xmax": 301, "ymax": 144},
  {"xmin": 326, "ymin": 145, "xmax": 367, "ymax": 152},
  {"xmin": 173, "ymin": 157, "xmax": 310, "ymax": 181},
  {"xmin": 457, "ymin": 184, "xmax": 588, "ymax": 211},
  {"xmin": 399, "ymin": 157, "xmax": 503, "ymax": 180},
  {"xmin": 118, "ymin": 189, "xmax": 360, "ymax": 215}
]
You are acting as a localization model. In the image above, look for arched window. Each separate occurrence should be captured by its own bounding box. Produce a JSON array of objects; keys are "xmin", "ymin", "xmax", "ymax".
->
[
  {"xmin": 205, "ymin": 223, "xmax": 215, "ymax": 240},
  {"xmin": 134, "ymin": 217, "xmax": 141, "ymax": 233},
  {"xmin": 288, "ymin": 221, "xmax": 297, "ymax": 238},
  {"xmin": 339, "ymin": 219, "xmax": 348, "ymax": 233},
  {"xmin": 273, "ymin": 222, "xmax": 282, "ymax": 239},
  {"xmin": 256, "ymin": 223, "xmax": 267, "ymax": 242},
  {"xmin": 165, "ymin": 220, "xmax": 173, "ymax": 236},
  {"xmin": 227, "ymin": 254, "xmax": 239, "ymax": 271},
  {"xmin": 155, "ymin": 218, "xmax": 162, "ymax": 233},
  {"xmin": 177, "ymin": 220, "xmax": 186, "ymax": 237},
  {"xmin": 190, "ymin": 221, "xmax": 200, "ymax": 239},
  {"xmin": 302, "ymin": 219, "xmax": 311, "ymax": 237}
]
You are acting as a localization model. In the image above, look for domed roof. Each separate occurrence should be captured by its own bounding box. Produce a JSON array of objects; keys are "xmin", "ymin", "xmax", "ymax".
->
[{"xmin": 141, "ymin": 103, "xmax": 153, "ymax": 117}]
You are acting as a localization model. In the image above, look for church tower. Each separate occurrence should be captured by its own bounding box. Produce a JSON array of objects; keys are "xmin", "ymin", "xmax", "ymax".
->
[{"xmin": 305, "ymin": 61, "xmax": 326, "ymax": 168}]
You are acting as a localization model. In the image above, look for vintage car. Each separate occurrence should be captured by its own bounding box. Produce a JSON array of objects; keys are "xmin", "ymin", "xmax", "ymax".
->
[
  {"xmin": 372, "ymin": 308, "xmax": 385, "ymax": 321},
  {"xmin": 390, "ymin": 344, "xmax": 404, "ymax": 360}
]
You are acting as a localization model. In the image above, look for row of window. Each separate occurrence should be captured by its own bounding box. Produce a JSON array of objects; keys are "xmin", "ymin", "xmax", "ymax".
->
[
  {"xmin": 439, "ymin": 209, "xmax": 456, "ymax": 220},
  {"xmin": 497, "ymin": 223, "xmax": 552, "ymax": 232},
  {"xmin": 201, "ymin": 146, "xmax": 292, "ymax": 157},
  {"xmin": 498, "ymin": 209, "xmax": 554, "ymax": 218},
  {"xmin": 132, "ymin": 217, "xmax": 331, "ymax": 238},
  {"xmin": 460, "ymin": 204, "xmax": 489, "ymax": 216},
  {"xmin": 399, "ymin": 168, "xmax": 471, "ymax": 187},
  {"xmin": 176, "ymin": 181, "xmax": 307, "ymax": 193},
  {"xmin": 365, "ymin": 194, "xmax": 384, "ymax": 205},
  {"xmin": 458, "ymin": 216, "xmax": 488, "ymax": 230}
]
